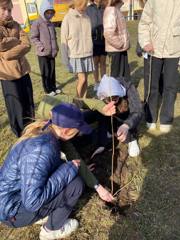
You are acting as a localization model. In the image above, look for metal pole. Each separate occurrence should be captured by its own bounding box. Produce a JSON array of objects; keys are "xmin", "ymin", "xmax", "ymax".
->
[
  {"xmin": 129, "ymin": 0, "xmax": 133, "ymax": 20},
  {"xmin": 23, "ymin": 0, "xmax": 30, "ymax": 27},
  {"xmin": 132, "ymin": 0, "xmax": 134, "ymax": 20}
]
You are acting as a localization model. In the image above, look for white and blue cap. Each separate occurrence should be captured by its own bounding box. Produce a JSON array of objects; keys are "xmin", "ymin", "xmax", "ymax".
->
[{"xmin": 97, "ymin": 75, "xmax": 126, "ymax": 100}]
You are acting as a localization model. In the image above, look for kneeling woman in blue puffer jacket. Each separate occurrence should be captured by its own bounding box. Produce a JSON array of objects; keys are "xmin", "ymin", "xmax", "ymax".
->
[{"xmin": 0, "ymin": 103, "xmax": 114, "ymax": 240}]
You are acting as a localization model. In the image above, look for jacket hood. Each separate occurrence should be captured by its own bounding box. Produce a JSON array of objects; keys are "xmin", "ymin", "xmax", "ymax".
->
[
  {"xmin": 97, "ymin": 75, "xmax": 126, "ymax": 100},
  {"xmin": 39, "ymin": 0, "xmax": 55, "ymax": 19},
  {"xmin": 68, "ymin": 8, "xmax": 86, "ymax": 17}
]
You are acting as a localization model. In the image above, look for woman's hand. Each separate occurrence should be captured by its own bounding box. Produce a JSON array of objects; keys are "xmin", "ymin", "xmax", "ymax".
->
[
  {"xmin": 102, "ymin": 101, "xmax": 116, "ymax": 116},
  {"xmin": 96, "ymin": 184, "xmax": 115, "ymax": 202},
  {"xmin": 72, "ymin": 159, "xmax": 81, "ymax": 168},
  {"xmin": 117, "ymin": 124, "xmax": 129, "ymax": 142}
]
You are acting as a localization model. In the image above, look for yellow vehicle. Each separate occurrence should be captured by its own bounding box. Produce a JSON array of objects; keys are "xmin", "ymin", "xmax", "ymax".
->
[
  {"xmin": 52, "ymin": 0, "xmax": 71, "ymax": 23},
  {"xmin": 23, "ymin": 0, "xmax": 39, "ymax": 32},
  {"xmin": 24, "ymin": 0, "xmax": 70, "ymax": 31}
]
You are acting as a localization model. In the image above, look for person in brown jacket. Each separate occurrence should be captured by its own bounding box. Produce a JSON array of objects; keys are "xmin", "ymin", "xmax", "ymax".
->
[
  {"xmin": 103, "ymin": 0, "xmax": 130, "ymax": 80},
  {"xmin": 0, "ymin": 0, "xmax": 34, "ymax": 137}
]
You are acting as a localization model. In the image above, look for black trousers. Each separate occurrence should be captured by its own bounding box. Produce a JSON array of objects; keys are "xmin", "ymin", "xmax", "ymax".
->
[
  {"xmin": 3, "ymin": 177, "xmax": 84, "ymax": 231},
  {"xmin": 38, "ymin": 56, "xmax": 56, "ymax": 93},
  {"xmin": 108, "ymin": 51, "xmax": 131, "ymax": 80},
  {"xmin": 144, "ymin": 56, "xmax": 179, "ymax": 124},
  {"xmin": 1, "ymin": 74, "xmax": 34, "ymax": 137},
  {"xmin": 144, "ymin": 57, "xmax": 164, "ymax": 101}
]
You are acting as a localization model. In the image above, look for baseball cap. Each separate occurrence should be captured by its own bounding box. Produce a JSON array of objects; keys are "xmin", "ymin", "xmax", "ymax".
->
[{"xmin": 49, "ymin": 103, "xmax": 92, "ymax": 135}]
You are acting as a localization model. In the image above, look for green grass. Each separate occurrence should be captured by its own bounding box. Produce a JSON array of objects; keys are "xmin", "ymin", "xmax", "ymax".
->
[{"xmin": 0, "ymin": 21, "xmax": 180, "ymax": 240}]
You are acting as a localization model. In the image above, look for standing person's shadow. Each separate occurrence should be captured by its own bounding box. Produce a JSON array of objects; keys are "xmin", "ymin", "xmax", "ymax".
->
[
  {"xmin": 108, "ymin": 116, "xmax": 180, "ymax": 240},
  {"xmin": 129, "ymin": 60, "xmax": 144, "ymax": 88}
]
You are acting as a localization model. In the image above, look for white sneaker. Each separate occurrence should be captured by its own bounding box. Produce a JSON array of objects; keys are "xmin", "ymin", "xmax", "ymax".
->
[
  {"xmin": 146, "ymin": 122, "xmax": 156, "ymax": 130},
  {"xmin": 159, "ymin": 124, "xmax": 172, "ymax": 133},
  {"xmin": 128, "ymin": 140, "xmax": 140, "ymax": 157},
  {"xmin": 55, "ymin": 89, "xmax": 62, "ymax": 94},
  {"xmin": 34, "ymin": 216, "xmax": 48, "ymax": 225},
  {"xmin": 39, "ymin": 218, "xmax": 79, "ymax": 240},
  {"xmin": 47, "ymin": 91, "xmax": 56, "ymax": 96},
  {"xmin": 93, "ymin": 83, "xmax": 99, "ymax": 91}
]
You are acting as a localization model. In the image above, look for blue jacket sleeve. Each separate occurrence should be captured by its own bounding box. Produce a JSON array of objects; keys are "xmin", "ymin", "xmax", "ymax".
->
[{"xmin": 20, "ymin": 153, "xmax": 78, "ymax": 212}]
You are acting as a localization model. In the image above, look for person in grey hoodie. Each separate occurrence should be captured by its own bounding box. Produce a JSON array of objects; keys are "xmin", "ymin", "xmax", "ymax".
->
[
  {"xmin": 31, "ymin": 0, "xmax": 61, "ymax": 96},
  {"xmin": 95, "ymin": 75, "xmax": 142, "ymax": 158}
]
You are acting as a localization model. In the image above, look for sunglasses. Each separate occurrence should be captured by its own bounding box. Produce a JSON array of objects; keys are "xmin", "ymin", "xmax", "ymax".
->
[{"xmin": 103, "ymin": 96, "xmax": 120, "ymax": 104}]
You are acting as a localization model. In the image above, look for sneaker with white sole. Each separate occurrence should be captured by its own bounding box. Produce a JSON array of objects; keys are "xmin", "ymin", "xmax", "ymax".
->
[
  {"xmin": 146, "ymin": 122, "xmax": 156, "ymax": 130},
  {"xmin": 34, "ymin": 216, "xmax": 48, "ymax": 225},
  {"xmin": 159, "ymin": 124, "xmax": 172, "ymax": 133},
  {"xmin": 55, "ymin": 89, "xmax": 62, "ymax": 94},
  {"xmin": 47, "ymin": 91, "xmax": 56, "ymax": 96},
  {"xmin": 39, "ymin": 218, "xmax": 79, "ymax": 240},
  {"xmin": 128, "ymin": 140, "xmax": 140, "ymax": 157}
]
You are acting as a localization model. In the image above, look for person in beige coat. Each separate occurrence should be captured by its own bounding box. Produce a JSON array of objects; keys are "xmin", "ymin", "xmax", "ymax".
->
[
  {"xmin": 61, "ymin": 0, "xmax": 94, "ymax": 98},
  {"xmin": 0, "ymin": 0, "xmax": 34, "ymax": 137},
  {"xmin": 138, "ymin": 0, "xmax": 180, "ymax": 133},
  {"xmin": 103, "ymin": 0, "xmax": 130, "ymax": 80}
]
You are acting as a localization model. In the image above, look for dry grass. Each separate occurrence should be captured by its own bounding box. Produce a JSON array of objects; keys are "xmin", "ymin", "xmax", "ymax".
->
[{"xmin": 0, "ymin": 21, "xmax": 180, "ymax": 240}]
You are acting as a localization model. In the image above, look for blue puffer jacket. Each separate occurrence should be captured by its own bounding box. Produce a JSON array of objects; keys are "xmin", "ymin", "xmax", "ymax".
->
[{"xmin": 0, "ymin": 133, "xmax": 78, "ymax": 221}]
